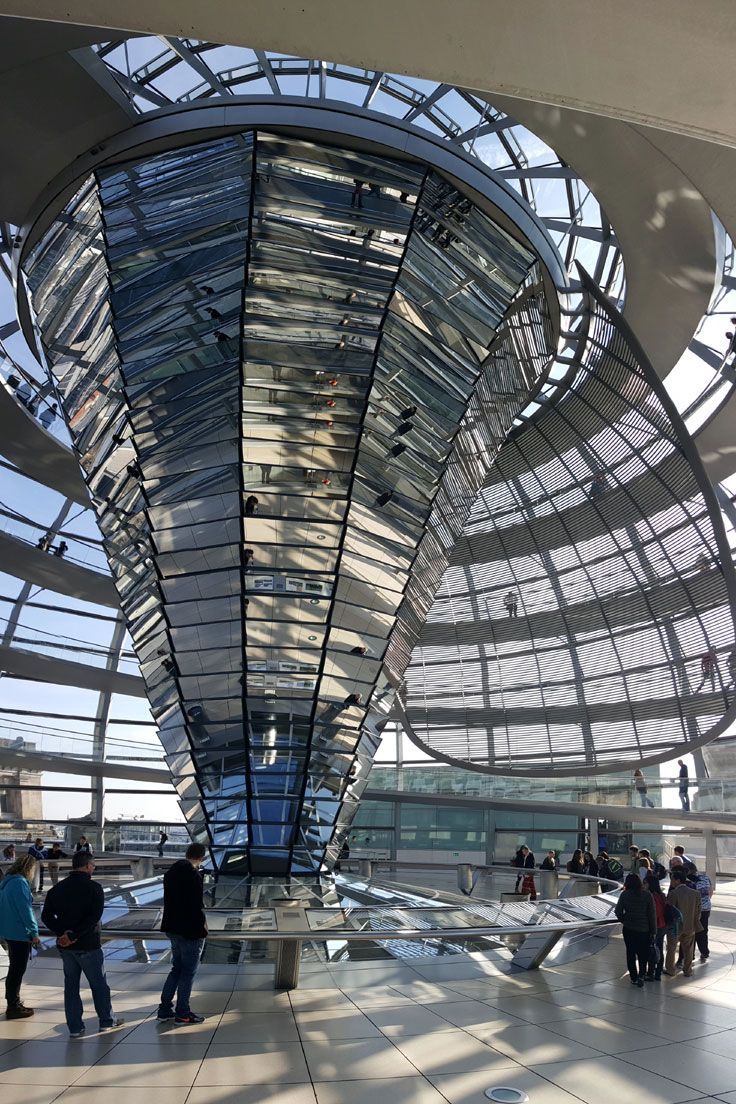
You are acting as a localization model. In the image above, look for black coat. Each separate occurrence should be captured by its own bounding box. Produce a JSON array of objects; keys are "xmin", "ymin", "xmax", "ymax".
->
[
  {"xmin": 513, "ymin": 850, "xmax": 535, "ymax": 870},
  {"xmin": 161, "ymin": 860, "xmax": 207, "ymax": 939},
  {"xmin": 41, "ymin": 871, "xmax": 104, "ymax": 950}
]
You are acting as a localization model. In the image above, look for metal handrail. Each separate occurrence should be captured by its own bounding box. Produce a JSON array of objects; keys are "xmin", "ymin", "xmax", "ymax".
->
[{"xmin": 38, "ymin": 917, "xmax": 618, "ymax": 944}]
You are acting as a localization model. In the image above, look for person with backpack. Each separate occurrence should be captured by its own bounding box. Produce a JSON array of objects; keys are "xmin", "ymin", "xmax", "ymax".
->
[
  {"xmin": 615, "ymin": 873, "xmax": 656, "ymax": 986},
  {"xmin": 598, "ymin": 852, "xmax": 623, "ymax": 882},
  {"xmin": 644, "ymin": 874, "xmax": 667, "ymax": 981},
  {"xmin": 687, "ymin": 864, "xmax": 714, "ymax": 961}
]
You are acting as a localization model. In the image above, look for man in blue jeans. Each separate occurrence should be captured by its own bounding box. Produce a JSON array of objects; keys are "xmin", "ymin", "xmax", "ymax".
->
[
  {"xmin": 41, "ymin": 852, "xmax": 124, "ymax": 1037},
  {"xmin": 157, "ymin": 842, "xmax": 208, "ymax": 1025}
]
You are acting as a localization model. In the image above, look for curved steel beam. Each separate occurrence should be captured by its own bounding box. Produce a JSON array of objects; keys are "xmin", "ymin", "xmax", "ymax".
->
[
  {"xmin": 0, "ymin": 530, "xmax": 119, "ymax": 607},
  {"xmin": 0, "ymin": 642, "xmax": 144, "ymax": 697}
]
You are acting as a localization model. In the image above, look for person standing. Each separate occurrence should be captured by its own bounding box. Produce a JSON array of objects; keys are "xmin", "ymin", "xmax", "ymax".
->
[
  {"xmin": 157, "ymin": 831, "xmax": 168, "ymax": 858},
  {"xmin": 678, "ymin": 760, "xmax": 690, "ymax": 811},
  {"xmin": 583, "ymin": 851, "xmax": 599, "ymax": 877},
  {"xmin": 633, "ymin": 770, "xmax": 654, "ymax": 808},
  {"xmin": 614, "ymin": 873, "xmax": 656, "ymax": 987},
  {"xmin": 41, "ymin": 851, "xmax": 123, "ymax": 1037},
  {"xmin": 0, "ymin": 855, "xmax": 41, "ymax": 1018},
  {"xmin": 566, "ymin": 849, "xmax": 586, "ymax": 874},
  {"xmin": 628, "ymin": 844, "xmax": 640, "ymax": 873},
  {"xmin": 157, "ymin": 842, "xmax": 208, "ymax": 1025},
  {"xmin": 540, "ymin": 850, "xmax": 558, "ymax": 870},
  {"xmin": 46, "ymin": 842, "xmax": 67, "ymax": 887},
  {"xmin": 688, "ymin": 864, "xmax": 714, "ymax": 961},
  {"xmin": 74, "ymin": 836, "xmax": 92, "ymax": 857},
  {"xmin": 664, "ymin": 868, "xmax": 702, "ymax": 977},
  {"xmin": 503, "ymin": 590, "xmax": 519, "ymax": 618},
  {"xmin": 644, "ymin": 874, "xmax": 667, "ymax": 981},
  {"xmin": 670, "ymin": 845, "xmax": 695, "ymax": 874},
  {"xmin": 511, "ymin": 845, "xmax": 537, "ymax": 900},
  {"xmin": 28, "ymin": 838, "xmax": 46, "ymax": 892}
]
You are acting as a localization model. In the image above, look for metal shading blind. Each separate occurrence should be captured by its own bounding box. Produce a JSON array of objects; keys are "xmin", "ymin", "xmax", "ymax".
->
[
  {"xmin": 402, "ymin": 274, "xmax": 736, "ymax": 775},
  {"xmin": 26, "ymin": 129, "xmax": 538, "ymax": 873}
]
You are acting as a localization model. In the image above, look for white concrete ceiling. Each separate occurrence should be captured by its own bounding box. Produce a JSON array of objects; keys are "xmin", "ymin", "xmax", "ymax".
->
[{"xmin": 2, "ymin": 0, "xmax": 736, "ymax": 146}]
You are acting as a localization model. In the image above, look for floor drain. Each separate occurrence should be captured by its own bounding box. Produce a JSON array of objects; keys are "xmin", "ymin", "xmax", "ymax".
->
[{"xmin": 484, "ymin": 1090, "xmax": 530, "ymax": 1103}]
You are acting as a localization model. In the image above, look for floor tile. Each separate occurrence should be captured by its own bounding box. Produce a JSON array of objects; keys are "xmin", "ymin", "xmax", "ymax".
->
[
  {"xmin": 225, "ymin": 990, "xmax": 293, "ymax": 1012},
  {"xmin": 539, "ymin": 1054, "xmax": 709, "ymax": 1104},
  {"xmin": 0, "ymin": 1086, "xmax": 82, "ymax": 1104},
  {"xmin": 391, "ymin": 1031, "xmax": 519, "ymax": 1076},
  {"xmin": 695, "ymin": 1028, "xmax": 736, "ymax": 1059},
  {"xmin": 72, "ymin": 1044, "xmax": 204, "ymax": 1087},
  {"xmin": 194, "ymin": 1042, "xmax": 310, "ymax": 1086},
  {"xmin": 386, "ymin": 982, "xmax": 468, "ymax": 1003},
  {"xmin": 288, "ymin": 989, "xmax": 356, "ymax": 1012},
  {"xmin": 487, "ymin": 1023, "xmax": 602, "ymax": 1066},
  {"xmin": 295, "ymin": 1008, "xmax": 381, "ymax": 1040},
  {"xmin": 56, "ymin": 1089, "xmax": 189, "ymax": 1104},
  {"xmin": 302, "ymin": 1037, "xmax": 417, "ymax": 1081},
  {"xmin": 339, "ymin": 987, "xmax": 417, "ymax": 1009},
  {"xmin": 429, "ymin": 1065, "xmax": 590, "ymax": 1103},
  {"xmin": 431, "ymin": 1002, "xmax": 527, "ymax": 1034},
  {"xmin": 545, "ymin": 1015, "xmax": 670, "ymax": 1054},
  {"xmin": 121, "ymin": 1018, "xmax": 217, "ymax": 1046},
  {"xmin": 621, "ymin": 1040, "xmax": 736, "ymax": 1095},
  {"xmin": 0, "ymin": 1039, "xmax": 117, "ymax": 1085},
  {"xmin": 599, "ymin": 1006, "xmax": 722, "ymax": 1042},
  {"xmin": 188, "ymin": 1086, "xmax": 315, "ymax": 1104},
  {"xmin": 213, "ymin": 1011, "xmax": 300, "ymax": 1044},
  {"xmin": 365, "ymin": 1004, "xmax": 458, "ymax": 1036},
  {"xmin": 314, "ymin": 1076, "xmax": 446, "ymax": 1103},
  {"xmin": 484, "ymin": 994, "xmax": 591, "ymax": 1024}
]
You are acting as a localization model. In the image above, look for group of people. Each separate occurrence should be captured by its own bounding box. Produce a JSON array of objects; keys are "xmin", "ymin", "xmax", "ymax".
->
[
  {"xmin": 35, "ymin": 532, "xmax": 69, "ymax": 558},
  {"xmin": 512, "ymin": 845, "xmax": 622, "ymax": 898},
  {"xmin": 0, "ymin": 840, "xmax": 209, "ymax": 1034},
  {"xmin": 615, "ymin": 844, "xmax": 712, "ymax": 985},
  {"xmin": 633, "ymin": 761, "xmax": 691, "ymax": 812}
]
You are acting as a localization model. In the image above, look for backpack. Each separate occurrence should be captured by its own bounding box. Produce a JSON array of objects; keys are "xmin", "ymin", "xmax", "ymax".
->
[
  {"xmin": 606, "ymin": 858, "xmax": 623, "ymax": 880},
  {"xmin": 664, "ymin": 903, "xmax": 683, "ymax": 937},
  {"xmin": 652, "ymin": 861, "xmax": 667, "ymax": 881}
]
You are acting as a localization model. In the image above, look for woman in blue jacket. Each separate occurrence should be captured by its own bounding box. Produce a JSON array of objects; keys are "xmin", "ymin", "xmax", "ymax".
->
[{"xmin": 0, "ymin": 854, "xmax": 40, "ymax": 1018}]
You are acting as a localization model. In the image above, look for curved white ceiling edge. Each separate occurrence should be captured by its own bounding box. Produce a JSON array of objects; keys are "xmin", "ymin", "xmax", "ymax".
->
[{"xmin": 2, "ymin": 0, "xmax": 736, "ymax": 148}]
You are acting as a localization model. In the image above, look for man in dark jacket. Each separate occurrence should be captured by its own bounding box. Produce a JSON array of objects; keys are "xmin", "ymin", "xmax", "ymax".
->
[
  {"xmin": 41, "ymin": 851, "xmax": 123, "ymax": 1037},
  {"xmin": 157, "ymin": 842, "xmax": 208, "ymax": 1025}
]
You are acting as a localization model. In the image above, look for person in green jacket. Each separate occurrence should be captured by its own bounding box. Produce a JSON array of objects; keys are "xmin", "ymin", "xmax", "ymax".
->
[
  {"xmin": 0, "ymin": 855, "xmax": 40, "ymax": 1018},
  {"xmin": 615, "ymin": 872, "xmax": 656, "ymax": 987}
]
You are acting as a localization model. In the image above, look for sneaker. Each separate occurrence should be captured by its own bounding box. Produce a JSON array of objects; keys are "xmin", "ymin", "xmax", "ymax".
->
[
  {"xmin": 69, "ymin": 1028, "xmax": 86, "ymax": 1038},
  {"xmin": 636, "ymin": 979, "xmax": 644, "ymax": 988},
  {"xmin": 6, "ymin": 1004, "xmax": 34, "ymax": 1019},
  {"xmin": 700, "ymin": 954, "xmax": 709, "ymax": 962},
  {"xmin": 174, "ymin": 1012, "xmax": 205, "ymax": 1025},
  {"xmin": 662, "ymin": 969, "xmax": 676, "ymax": 976},
  {"xmin": 157, "ymin": 1012, "xmax": 175, "ymax": 1022},
  {"xmin": 99, "ymin": 1018, "xmax": 125, "ymax": 1032}
]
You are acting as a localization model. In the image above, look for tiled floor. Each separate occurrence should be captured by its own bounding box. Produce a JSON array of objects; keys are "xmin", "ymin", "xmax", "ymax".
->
[{"xmin": 2, "ymin": 892, "xmax": 736, "ymax": 1104}]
